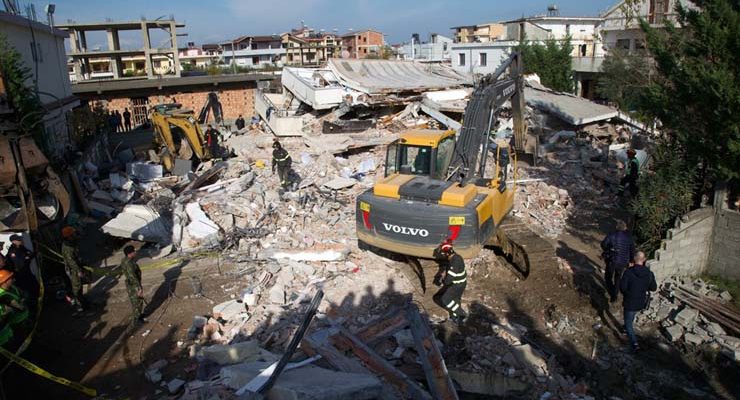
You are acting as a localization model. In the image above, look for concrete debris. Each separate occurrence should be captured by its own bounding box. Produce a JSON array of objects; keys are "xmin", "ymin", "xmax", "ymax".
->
[
  {"xmin": 199, "ymin": 341, "xmax": 261, "ymax": 365},
  {"xmin": 101, "ymin": 204, "xmax": 171, "ymax": 244},
  {"xmin": 212, "ymin": 299, "xmax": 246, "ymax": 321},
  {"xmin": 674, "ymin": 307, "xmax": 700, "ymax": 328},
  {"xmin": 511, "ymin": 344, "xmax": 549, "ymax": 377},
  {"xmin": 185, "ymin": 202, "xmax": 220, "ymax": 240},
  {"xmin": 127, "ymin": 162, "xmax": 164, "ymax": 182},
  {"xmin": 167, "ymin": 378, "xmax": 186, "ymax": 394}
]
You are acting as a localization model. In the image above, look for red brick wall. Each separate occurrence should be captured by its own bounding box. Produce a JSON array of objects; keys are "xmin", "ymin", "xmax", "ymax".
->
[{"xmin": 83, "ymin": 84, "xmax": 257, "ymax": 123}]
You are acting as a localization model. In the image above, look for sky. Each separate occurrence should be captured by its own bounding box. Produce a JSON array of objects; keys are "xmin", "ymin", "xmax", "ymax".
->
[{"xmin": 29, "ymin": 0, "xmax": 617, "ymax": 46}]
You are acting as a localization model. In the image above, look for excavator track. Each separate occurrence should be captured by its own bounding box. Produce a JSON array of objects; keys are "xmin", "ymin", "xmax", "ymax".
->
[{"xmin": 491, "ymin": 216, "xmax": 559, "ymax": 280}]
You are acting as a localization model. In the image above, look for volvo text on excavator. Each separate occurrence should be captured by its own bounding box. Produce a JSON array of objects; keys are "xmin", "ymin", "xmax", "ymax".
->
[{"xmin": 356, "ymin": 52, "xmax": 538, "ymax": 273}]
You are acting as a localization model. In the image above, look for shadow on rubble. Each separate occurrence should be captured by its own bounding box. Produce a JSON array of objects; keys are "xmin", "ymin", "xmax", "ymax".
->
[{"xmin": 440, "ymin": 296, "xmax": 735, "ymax": 399}]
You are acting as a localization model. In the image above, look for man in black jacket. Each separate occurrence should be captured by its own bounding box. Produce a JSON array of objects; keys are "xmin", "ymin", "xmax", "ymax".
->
[
  {"xmin": 601, "ymin": 220, "xmax": 635, "ymax": 303},
  {"xmin": 235, "ymin": 114, "xmax": 246, "ymax": 130},
  {"xmin": 272, "ymin": 140, "xmax": 292, "ymax": 189},
  {"xmin": 432, "ymin": 241, "xmax": 467, "ymax": 326},
  {"xmin": 619, "ymin": 251, "xmax": 657, "ymax": 352}
]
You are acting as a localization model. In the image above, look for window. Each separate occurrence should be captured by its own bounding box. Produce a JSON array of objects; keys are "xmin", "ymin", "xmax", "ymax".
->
[
  {"xmin": 458, "ymin": 53, "xmax": 465, "ymax": 66},
  {"xmin": 616, "ymin": 39, "xmax": 631, "ymax": 51},
  {"xmin": 385, "ymin": 141, "xmax": 398, "ymax": 176},
  {"xmin": 399, "ymin": 146, "xmax": 431, "ymax": 175},
  {"xmin": 479, "ymin": 52, "xmax": 487, "ymax": 67},
  {"xmin": 434, "ymin": 137, "xmax": 456, "ymax": 180},
  {"xmin": 566, "ymin": 24, "xmax": 571, "ymax": 35},
  {"xmin": 580, "ymin": 44, "xmax": 587, "ymax": 57},
  {"xmin": 443, "ymin": 43, "xmax": 448, "ymax": 51}
]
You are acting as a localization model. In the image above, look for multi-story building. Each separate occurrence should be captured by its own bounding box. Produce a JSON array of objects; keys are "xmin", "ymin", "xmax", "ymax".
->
[
  {"xmin": 220, "ymin": 35, "xmax": 285, "ymax": 69},
  {"xmin": 282, "ymin": 27, "xmax": 340, "ymax": 66},
  {"xmin": 58, "ymin": 19, "xmax": 184, "ymax": 82},
  {"xmin": 599, "ymin": 0, "xmax": 691, "ymax": 53},
  {"xmin": 179, "ymin": 42, "xmax": 220, "ymax": 70},
  {"xmin": 0, "ymin": 10, "xmax": 79, "ymax": 161},
  {"xmin": 450, "ymin": 22, "xmax": 506, "ymax": 43},
  {"xmin": 399, "ymin": 33, "xmax": 453, "ymax": 62},
  {"xmin": 340, "ymin": 29, "xmax": 385, "ymax": 59}
]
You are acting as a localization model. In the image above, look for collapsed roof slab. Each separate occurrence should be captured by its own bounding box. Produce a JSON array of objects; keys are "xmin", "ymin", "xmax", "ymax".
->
[
  {"xmin": 327, "ymin": 59, "xmax": 471, "ymax": 95},
  {"xmin": 524, "ymin": 84, "xmax": 618, "ymax": 126}
]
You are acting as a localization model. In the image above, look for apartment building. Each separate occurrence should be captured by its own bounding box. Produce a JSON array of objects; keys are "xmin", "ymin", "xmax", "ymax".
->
[{"xmin": 340, "ymin": 29, "xmax": 384, "ymax": 59}]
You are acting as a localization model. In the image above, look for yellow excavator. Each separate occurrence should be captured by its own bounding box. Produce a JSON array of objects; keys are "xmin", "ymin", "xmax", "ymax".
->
[
  {"xmin": 149, "ymin": 92, "xmax": 225, "ymax": 171},
  {"xmin": 356, "ymin": 53, "xmax": 540, "ymax": 272}
]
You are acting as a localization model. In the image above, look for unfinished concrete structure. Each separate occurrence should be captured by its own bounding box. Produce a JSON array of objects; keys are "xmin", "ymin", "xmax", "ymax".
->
[{"xmin": 58, "ymin": 19, "xmax": 185, "ymax": 81}]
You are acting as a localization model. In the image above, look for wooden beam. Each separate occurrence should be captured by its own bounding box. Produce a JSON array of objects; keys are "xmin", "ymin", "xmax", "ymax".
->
[
  {"xmin": 302, "ymin": 327, "xmax": 368, "ymax": 374},
  {"xmin": 331, "ymin": 327, "xmax": 432, "ymax": 400},
  {"xmin": 406, "ymin": 305, "xmax": 459, "ymax": 400}
]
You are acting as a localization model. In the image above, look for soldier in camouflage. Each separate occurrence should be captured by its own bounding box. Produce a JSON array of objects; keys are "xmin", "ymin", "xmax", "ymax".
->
[
  {"xmin": 120, "ymin": 245, "xmax": 146, "ymax": 324},
  {"xmin": 61, "ymin": 226, "xmax": 84, "ymax": 313}
]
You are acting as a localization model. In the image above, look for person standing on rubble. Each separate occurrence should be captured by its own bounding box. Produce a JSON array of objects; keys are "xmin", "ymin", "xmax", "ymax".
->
[
  {"xmin": 120, "ymin": 246, "xmax": 146, "ymax": 324},
  {"xmin": 432, "ymin": 240, "xmax": 468, "ymax": 326},
  {"xmin": 619, "ymin": 251, "xmax": 656, "ymax": 352},
  {"xmin": 61, "ymin": 226, "xmax": 85, "ymax": 313},
  {"xmin": 235, "ymin": 114, "xmax": 246, "ymax": 131},
  {"xmin": 618, "ymin": 149, "xmax": 640, "ymax": 198},
  {"xmin": 205, "ymin": 124, "xmax": 221, "ymax": 158},
  {"xmin": 123, "ymin": 108, "xmax": 132, "ymax": 131},
  {"xmin": 601, "ymin": 220, "xmax": 635, "ymax": 303},
  {"xmin": 272, "ymin": 140, "xmax": 293, "ymax": 190}
]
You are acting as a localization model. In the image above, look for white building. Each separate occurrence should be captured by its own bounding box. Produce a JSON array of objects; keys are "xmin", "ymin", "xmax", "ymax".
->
[
  {"xmin": 399, "ymin": 33, "xmax": 453, "ymax": 62},
  {"xmin": 221, "ymin": 47, "xmax": 286, "ymax": 69},
  {"xmin": 0, "ymin": 11, "xmax": 79, "ymax": 161},
  {"xmin": 504, "ymin": 16, "xmax": 604, "ymax": 57},
  {"xmin": 450, "ymin": 41, "xmax": 518, "ymax": 75},
  {"xmin": 600, "ymin": 0, "xmax": 691, "ymax": 53}
]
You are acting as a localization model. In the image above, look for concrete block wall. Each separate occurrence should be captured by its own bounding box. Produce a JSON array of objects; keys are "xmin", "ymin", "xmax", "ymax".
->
[
  {"xmin": 708, "ymin": 209, "xmax": 740, "ymax": 280},
  {"xmin": 648, "ymin": 207, "xmax": 715, "ymax": 282}
]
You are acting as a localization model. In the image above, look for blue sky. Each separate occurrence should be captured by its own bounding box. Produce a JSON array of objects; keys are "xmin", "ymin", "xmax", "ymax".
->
[{"xmin": 45, "ymin": 0, "xmax": 617, "ymax": 45}]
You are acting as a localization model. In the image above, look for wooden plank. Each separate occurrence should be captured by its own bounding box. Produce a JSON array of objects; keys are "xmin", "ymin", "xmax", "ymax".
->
[
  {"xmin": 302, "ymin": 327, "xmax": 369, "ymax": 374},
  {"xmin": 355, "ymin": 310, "xmax": 409, "ymax": 345},
  {"xmin": 331, "ymin": 327, "xmax": 432, "ymax": 400},
  {"xmin": 674, "ymin": 292, "xmax": 740, "ymax": 335},
  {"xmin": 406, "ymin": 305, "xmax": 459, "ymax": 400}
]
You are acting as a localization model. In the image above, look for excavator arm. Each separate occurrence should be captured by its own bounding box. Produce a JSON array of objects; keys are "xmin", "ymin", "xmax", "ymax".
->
[
  {"xmin": 197, "ymin": 92, "xmax": 224, "ymax": 126},
  {"xmin": 150, "ymin": 108, "xmax": 210, "ymax": 171},
  {"xmin": 448, "ymin": 52, "xmax": 532, "ymax": 184}
]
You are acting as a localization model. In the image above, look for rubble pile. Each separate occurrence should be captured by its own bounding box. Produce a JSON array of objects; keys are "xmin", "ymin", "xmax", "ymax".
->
[{"xmin": 638, "ymin": 277, "xmax": 739, "ymax": 361}]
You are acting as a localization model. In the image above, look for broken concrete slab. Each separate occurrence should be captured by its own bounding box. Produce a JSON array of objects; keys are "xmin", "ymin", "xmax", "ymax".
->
[
  {"xmin": 167, "ymin": 378, "xmax": 185, "ymax": 394},
  {"xmin": 173, "ymin": 159, "xmax": 193, "ymax": 177},
  {"xmin": 101, "ymin": 204, "xmax": 171, "ymax": 244},
  {"xmin": 511, "ymin": 344, "xmax": 549, "ymax": 377},
  {"xmin": 684, "ymin": 333, "xmax": 704, "ymax": 346},
  {"xmin": 212, "ymin": 299, "xmax": 246, "ymax": 321},
  {"xmin": 185, "ymin": 202, "xmax": 220, "ymax": 239},
  {"xmin": 665, "ymin": 324, "xmax": 684, "ymax": 342},
  {"xmin": 525, "ymin": 84, "xmax": 618, "ymax": 126},
  {"xmin": 127, "ymin": 162, "xmax": 164, "ymax": 182},
  {"xmin": 706, "ymin": 322, "xmax": 726, "ymax": 336},
  {"xmin": 674, "ymin": 307, "xmax": 700, "ymax": 328},
  {"xmin": 449, "ymin": 369, "xmax": 529, "ymax": 397},
  {"xmin": 200, "ymin": 341, "xmax": 261, "ymax": 365},
  {"xmin": 269, "ymin": 285, "xmax": 285, "ymax": 305},
  {"xmin": 223, "ymin": 362, "xmax": 382, "ymax": 400},
  {"xmin": 266, "ymin": 245, "xmax": 350, "ymax": 262},
  {"xmin": 322, "ymin": 177, "xmax": 356, "ymax": 190},
  {"xmin": 109, "ymin": 172, "xmax": 133, "ymax": 190},
  {"xmin": 91, "ymin": 190, "xmax": 114, "ymax": 202}
]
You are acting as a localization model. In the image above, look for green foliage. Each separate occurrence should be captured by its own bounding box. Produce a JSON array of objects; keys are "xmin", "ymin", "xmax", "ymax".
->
[
  {"xmin": 597, "ymin": 48, "xmax": 653, "ymax": 114},
  {"xmin": 630, "ymin": 141, "xmax": 696, "ymax": 254},
  {"xmin": 515, "ymin": 37, "xmax": 574, "ymax": 92},
  {"xmin": 0, "ymin": 33, "xmax": 44, "ymax": 141},
  {"xmin": 639, "ymin": 0, "xmax": 740, "ymax": 182},
  {"xmin": 702, "ymin": 274, "xmax": 740, "ymax": 308},
  {"xmin": 68, "ymin": 103, "xmax": 109, "ymax": 146}
]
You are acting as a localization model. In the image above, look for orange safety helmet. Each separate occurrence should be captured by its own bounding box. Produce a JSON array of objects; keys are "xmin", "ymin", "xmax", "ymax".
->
[
  {"xmin": 61, "ymin": 226, "xmax": 76, "ymax": 239},
  {"xmin": 0, "ymin": 269, "xmax": 13, "ymax": 285}
]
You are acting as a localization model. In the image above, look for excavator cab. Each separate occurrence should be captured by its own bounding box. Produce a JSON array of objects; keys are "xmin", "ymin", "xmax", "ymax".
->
[{"xmin": 384, "ymin": 130, "xmax": 457, "ymax": 181}]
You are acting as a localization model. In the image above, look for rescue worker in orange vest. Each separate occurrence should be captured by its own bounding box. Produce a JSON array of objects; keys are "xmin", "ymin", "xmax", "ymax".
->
[
  {"xmin": 0, "ymin": 270, "xmax": 29, "ymax": 349},
  {"xmin": 432, "ymin": 240, "xmax": 468, "ymax": 326}
]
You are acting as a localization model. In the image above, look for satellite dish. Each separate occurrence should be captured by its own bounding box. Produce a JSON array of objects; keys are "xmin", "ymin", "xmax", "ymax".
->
[{"xmin": 341, "ymin": 50, "xmax": 350, "ymax": 59}]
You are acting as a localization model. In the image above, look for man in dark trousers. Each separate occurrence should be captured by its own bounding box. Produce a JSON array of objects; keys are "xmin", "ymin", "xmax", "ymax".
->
[
  {"xmin": 620, "ymin": 251, "xmax": 657, "ymax": 352},
  {"xmin": 115, "ymin": 110, "xmax": 124, "ymax": 132},
  {"xmin": 205, "ymin": 125, "xmax": 221, "ymax": 158},
  {"xmin": 235, "ymin": 114, "xmax": 246, "ymax": 131},
  {"xmin": 123, "ymin": 108, "xmax": 132, "ymax": 131},
  {"xmin": 618, "ymin": 149, "xmax": 640, "ymax": 198},
  {"xmin": 5, "ymin": 234, "xmax": 37, "ymax": 305},
  {"xmin": 432, "ymin": 240, "xmax": 468, "ymax": 326},
  {"xmin": 272, "ymin": 140, "xmax": 293, "ymax": 189},
  {"xmin": 601, "ymin": 220, "xmax": 635, "ymax": 303},
  {"xmin": 120, "ymin": 246, "xmax": 146, "ymax": 324}
]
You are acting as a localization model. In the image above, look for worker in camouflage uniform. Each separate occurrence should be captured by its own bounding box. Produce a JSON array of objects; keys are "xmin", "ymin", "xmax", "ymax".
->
[
  {"xmin": 61, "ymin": 226, "xmax": 85, "ymax": 313},
  {"xmin": 120, "ymin": 245, "xmax": 146, "ymax": 324},
  {"xmin": 272, "ymin": 140, "xmax": 293, "ymax": 189}
]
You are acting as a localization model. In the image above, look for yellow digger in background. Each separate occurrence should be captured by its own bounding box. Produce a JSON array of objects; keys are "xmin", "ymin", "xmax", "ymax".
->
[
  {"xmin": 149, "ymin": 92, "xmax": 226, "ymax": 171},
  {"xmin": 356, "ymin": 53, "xmax": 540, "ymax": 273}
]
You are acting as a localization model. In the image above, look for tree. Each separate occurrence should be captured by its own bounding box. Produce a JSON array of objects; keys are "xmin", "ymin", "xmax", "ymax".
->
[
  {"xmin": 639, "ymin": 0, "xmax": 739, "ymax": 182},
  {"xmin": 0, "ymin": 33, "xmax": 44, "ymax": 143},
  {"xmin": 597, "ymin": 48, "xmax": 654, "ymax": 114},
  {"xmin": 515, "ymin": 36, "xmax": 574, "ymax": 92}
]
